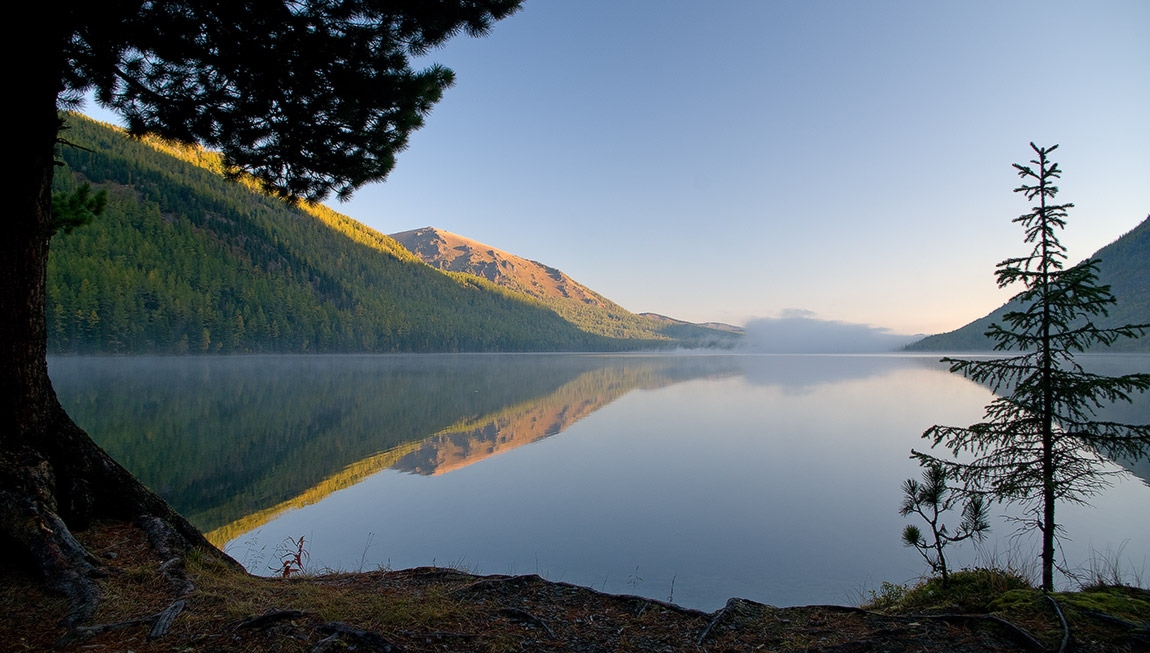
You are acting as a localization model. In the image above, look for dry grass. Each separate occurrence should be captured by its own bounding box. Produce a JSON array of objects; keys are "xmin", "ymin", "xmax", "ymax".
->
[{"xmin": 3, "ymin": 521, "xmax": 1148, "ymax": 652}]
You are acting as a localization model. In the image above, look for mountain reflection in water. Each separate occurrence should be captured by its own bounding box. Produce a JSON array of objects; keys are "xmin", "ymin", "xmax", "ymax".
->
[
  {"xmin": 48, "ymin": 353, "xmax": 1150, "ymax": 610},
  {"xmin": 49, "ymin": 354, "xmax": 741, "ymax": 540}
]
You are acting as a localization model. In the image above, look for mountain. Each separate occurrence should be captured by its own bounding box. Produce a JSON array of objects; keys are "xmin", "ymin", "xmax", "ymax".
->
[
  {"xmin": 640, "ymin": 312, "xmax": 745, "ymax": 335},
  {"xmin": 907, "ymin": 216, "xmax": 1150, "ymax": 352},
  {"xmin": 392, "ymin": 227, "xmax": 606, "ymax": 306},
  {"xmin": 47, "ymin": 114, "xmax": 717, "ymax": 353},
  {"xmin": 391, "ymin": 227, "xmax": 740, "ymax": 345}
]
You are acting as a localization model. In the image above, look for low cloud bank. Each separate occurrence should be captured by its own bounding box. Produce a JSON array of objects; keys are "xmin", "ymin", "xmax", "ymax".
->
[{"xmin": 740, "ymin": 309, "xmax": 921, "ymax": 354}]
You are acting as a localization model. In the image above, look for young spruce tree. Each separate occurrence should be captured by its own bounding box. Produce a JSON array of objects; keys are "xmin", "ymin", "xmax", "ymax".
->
[{"xmin": 914, "ymin": 143, "xmax": 1150, "ymax": 592}]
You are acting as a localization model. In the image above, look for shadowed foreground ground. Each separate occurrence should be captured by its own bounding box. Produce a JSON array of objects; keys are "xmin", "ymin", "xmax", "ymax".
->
[{"xmin": 2, "ymin": 522, "xmax": 1147, "ymax": 651}]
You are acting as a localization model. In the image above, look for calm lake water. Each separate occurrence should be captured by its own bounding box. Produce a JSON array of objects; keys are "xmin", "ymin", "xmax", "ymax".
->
[{"xmin": 49, "ymin": 353, "xmax": 1150, "ymax": 611}]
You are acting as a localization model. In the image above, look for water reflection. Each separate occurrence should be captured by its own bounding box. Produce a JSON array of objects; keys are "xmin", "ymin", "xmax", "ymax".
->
[
  {"xmin": 738, "ymin": 353, "xmax": 945, "ymax": 391},
  {"xmin": 50, "ymin": 354, "xmax": 741, "ymax": 539},
  {"xmin": 48, "ymin": 353, "xmax": 1150, "ymax": 610}
]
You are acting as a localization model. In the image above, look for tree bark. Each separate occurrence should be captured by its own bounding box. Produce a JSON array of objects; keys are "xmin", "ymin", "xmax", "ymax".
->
[
  {"xmin": 1039, "ymin": 161, "xmax": 1056, "ymax": 594},
  {"xmin": 2, "ymin": 27, "xmax": 237, "ymax": 627}
]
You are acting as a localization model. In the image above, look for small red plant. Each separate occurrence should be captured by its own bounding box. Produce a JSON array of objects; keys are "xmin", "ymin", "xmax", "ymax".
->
[{"xmin": 270, "ymin": 535, "xmax": 310, "ymax": 578}]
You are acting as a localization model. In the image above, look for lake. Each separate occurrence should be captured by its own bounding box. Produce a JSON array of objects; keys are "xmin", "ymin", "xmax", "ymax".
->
[{"xmin": 49, "ymin": 353, "xmax": 1150, "ymax": 611}]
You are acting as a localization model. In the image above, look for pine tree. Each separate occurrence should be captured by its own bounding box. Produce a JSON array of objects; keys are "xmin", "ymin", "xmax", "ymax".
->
[
  {"xmin": 4, "ymin": 0, "xmax": 522, "ymax": 627},
  {"xmin": 899, "ymin": 462, "xmax": 990, "ymax": 588},
  {"xmin": 914, "ymin": 143, "xmax": 1150, "ymax": 591}
]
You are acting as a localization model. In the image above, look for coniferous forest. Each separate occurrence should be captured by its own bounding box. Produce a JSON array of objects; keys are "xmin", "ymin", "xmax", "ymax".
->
[{"xmin": 48, "ymin": 114, "xmax": 723, "ymax": 354}]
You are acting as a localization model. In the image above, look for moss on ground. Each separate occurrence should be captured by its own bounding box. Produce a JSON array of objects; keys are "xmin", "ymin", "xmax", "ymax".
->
[{"xmin": 864, "ymin": 567, "xmax": 1150, "ymax": 651}]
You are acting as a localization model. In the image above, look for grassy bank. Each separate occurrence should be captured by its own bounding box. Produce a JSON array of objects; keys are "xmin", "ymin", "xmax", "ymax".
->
[{"xmin": 2, "ymin": 522, "xmax": 1148, "ymax": 651}]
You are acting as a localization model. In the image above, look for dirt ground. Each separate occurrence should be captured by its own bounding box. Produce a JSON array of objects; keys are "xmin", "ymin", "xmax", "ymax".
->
[{"xmin": 2, "ymin": 522, "xmax": 1147, "ymax": 652}]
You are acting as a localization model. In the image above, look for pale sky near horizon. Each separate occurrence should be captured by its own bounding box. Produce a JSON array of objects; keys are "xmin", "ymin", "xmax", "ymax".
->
[{"xmin": 82, "ymin": 1, "xmax": 1150, "ymax": 336}]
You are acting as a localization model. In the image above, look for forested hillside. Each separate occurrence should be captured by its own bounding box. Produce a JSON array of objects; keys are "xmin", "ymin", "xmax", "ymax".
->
[
  {"xmin": 907, "ymin": 216, "xmax": 1150, "ymax": 352},
  {"xmin": 47, "ymin": 114, "xmax": 674, "ymax": 353}
]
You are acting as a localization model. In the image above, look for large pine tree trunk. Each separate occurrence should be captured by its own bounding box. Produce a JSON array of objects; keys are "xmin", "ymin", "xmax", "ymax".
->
[{"xmin": 2, "ymin": 45, "xmax": 235, "ymax": 627}]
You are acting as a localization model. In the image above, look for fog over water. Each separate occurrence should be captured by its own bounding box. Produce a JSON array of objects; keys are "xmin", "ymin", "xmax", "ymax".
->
[{"xmin": 740, "ymin": 309, "xmax": 921, "ymax": 353}]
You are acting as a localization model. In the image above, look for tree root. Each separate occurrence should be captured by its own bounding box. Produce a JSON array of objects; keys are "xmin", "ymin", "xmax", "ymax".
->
[
  {"xmin": 451, "ymin": 573, "xmax": 542, "ymax": 595},
  {"xmin": 139, "ymin": 514, "xmax": 191, "ymax": 559},
  {"xmin": 59, "ymin": 598, "xmax": 186, "ymax": 645},
  {"xmin": 0, "ymin": 454, "xmax": 102, "ymax": 627},
  {"xmin": 315, "ymin": 621, "xmax": 404, "ymax": 652},
  {"xmin": 1, "ymin": 405, "xmax": 240, "ymax": 630},
  {"xmin": 909, "ymin": 612, "xmax": 1046, "ymax": 651},
  {"xmin": 697, "ymin": 597, "xmax": 752, "ymax": 645},
  {"xmin": 1080, "ymin": 608, "xmax": 1150, "ymax": 631},
  {"xmin": 236, "ymin": 609, "xmax": 310, "ymax": 630},
  {"xmin": 0, "ymin": 470, "xmax": 207, "ymax": 631},
  {"xmin": 1045, "ymin": 594, "xmax": 1071, "ymax": 653},
  {"xmin": 142, "ymin": 515, "xmax": 199, "ymax": 596}
]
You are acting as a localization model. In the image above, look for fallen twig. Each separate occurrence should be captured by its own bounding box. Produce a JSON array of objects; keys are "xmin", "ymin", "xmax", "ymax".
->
[
  {"xmin": 61, "ymin": 599, "xmax": 186, "ymax": 645},
  {"xmin": 315, "ymin": 621, "xmax": 403, "ymax": 652},
  {"xmin": 500, "ymin": 608, "xmax": 557, "ymax": 639},
  {"xmin": 148, "ymin": 599, "xmax": 186, "ymax": 639},
  {"xmin": 235, "ymin": 609, "xmax": 308, "ymax": 630},
  {"xmin": 397, "ymin": 630, "xmax": 479, "ymax": 640}
]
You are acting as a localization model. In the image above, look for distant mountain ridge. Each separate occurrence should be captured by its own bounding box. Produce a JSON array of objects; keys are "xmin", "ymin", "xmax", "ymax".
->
[
  {"xmin": 640, "ymin": 312, "xmax": 745, "ymax": 334},
  {"xmin": 907, "ymin": 216, "xmax": 1150, "ymax": 352},
  {"xmin": 391, "ymin": 227, "xmax": 740, "ymax": 346},
  {"xmin": 391, "ymin": 227, "xmax": 610, "ymax": 307}
]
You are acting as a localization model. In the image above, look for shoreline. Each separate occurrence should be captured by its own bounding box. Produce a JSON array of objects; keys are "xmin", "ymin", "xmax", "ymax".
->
[{"xmin": 4, "ymin": 521, "xmax": 1147, "ymax": 651}]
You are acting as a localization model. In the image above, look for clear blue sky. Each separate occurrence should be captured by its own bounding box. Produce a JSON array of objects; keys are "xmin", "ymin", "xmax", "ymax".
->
[{"xmin": 84, "ymin": 1, "xmax": 1150, "ymax": 335}]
